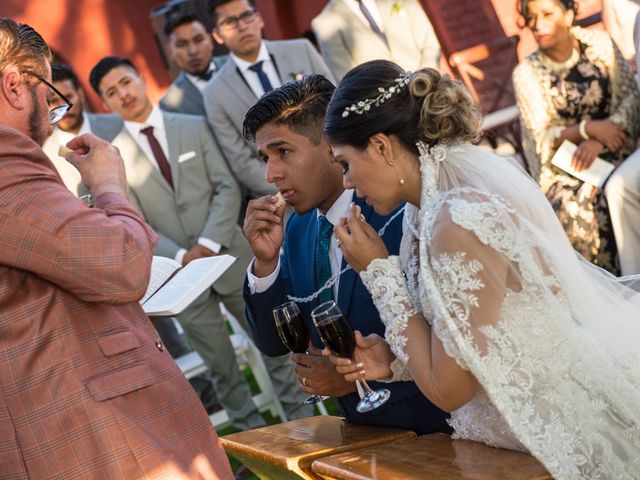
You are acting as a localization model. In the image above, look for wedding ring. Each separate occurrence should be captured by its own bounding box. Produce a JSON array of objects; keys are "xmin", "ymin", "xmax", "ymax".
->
[{"xmin": 302, "ymin": 377, "xmax": 308, "ymax": 387}]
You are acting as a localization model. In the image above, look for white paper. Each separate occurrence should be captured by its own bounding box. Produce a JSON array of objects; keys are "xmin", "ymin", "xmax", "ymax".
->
[
  {"xmin": 142, "ymin": 255, "xmax": 236, "ymax": 316},
  {"xmin": 551, "ymin": 140, "xmax": 614, "ymax": 188},
  {"xmin": 141, "ymin": 256, "xmax": 181, "ymax": 305}
]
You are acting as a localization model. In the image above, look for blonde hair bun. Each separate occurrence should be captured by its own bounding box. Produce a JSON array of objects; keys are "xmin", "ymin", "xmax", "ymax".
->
[{"xmin": 409, "ymin": 68, "xmax": 482, "ymax": 145}]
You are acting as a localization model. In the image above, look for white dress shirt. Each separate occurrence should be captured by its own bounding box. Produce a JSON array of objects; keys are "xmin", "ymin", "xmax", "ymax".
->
[
  {"xmin": 231, "ymin": 42, "xmax": 282, "ymax": 98},
  {"xmin": 347, "ymin": 0, "xmax": 386, "ymax": 33},
  {"xmin": 43, "ymin": 112, "xmax": 92, "ymax": 194},
  {"xmin": 247, "ymin": 189, "xmax": 355, "ymax": 298},
  {"xmin": 124, "ymin": 106, "xmax": 170, "ymax": 172},
  {"xmin": 125, "ymin": 106, "xmax": 221, "ymax": 262}
]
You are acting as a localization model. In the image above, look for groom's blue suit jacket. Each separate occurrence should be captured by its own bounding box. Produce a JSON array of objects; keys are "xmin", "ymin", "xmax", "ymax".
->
[{"xmin": 244, "ymin": 194, "xmax": 450, "ymax": 434}]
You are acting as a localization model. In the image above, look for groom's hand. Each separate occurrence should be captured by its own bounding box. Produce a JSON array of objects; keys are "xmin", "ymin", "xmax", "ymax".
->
[
  {"xmin": 292, "ymin": 346, "xmax": 357, "ymax": 397},
  {"xmin": 244, "ymin": 195, "xmax": 285, "ymax": 277}
]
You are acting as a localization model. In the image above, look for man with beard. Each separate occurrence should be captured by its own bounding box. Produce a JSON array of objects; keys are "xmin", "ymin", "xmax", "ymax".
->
[
  {"xmin": 160, "ymin": 14, "xmax": 228, "ymax": 116},
  {"xmin": 42, "ymin": 63, "xmax": 122, "ymax": 196},
  {"xmin": 0, "ymin": 17, "xmax": 233, "ymax": 479}
]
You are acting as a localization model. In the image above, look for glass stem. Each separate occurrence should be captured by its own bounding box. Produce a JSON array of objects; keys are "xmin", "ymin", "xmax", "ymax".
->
[{"xmin": 358, "ymin": 378, "xmax": 374, "ymax": 394}]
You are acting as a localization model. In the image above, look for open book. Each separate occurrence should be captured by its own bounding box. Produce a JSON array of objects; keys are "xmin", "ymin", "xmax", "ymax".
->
[
  {"xmin": 141, "ymin": 255, "xmax": 236, "ymax": 316},
  {"xmin": 551, "ymin": 140, "xmax": 614, "ymax": 188}
]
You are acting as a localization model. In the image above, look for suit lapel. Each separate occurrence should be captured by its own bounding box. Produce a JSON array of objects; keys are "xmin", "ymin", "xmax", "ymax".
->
[
  {"xmin": 266, "ymin": 41, "xmax": 293, "ymax": 83},
  {"xmin": 177, "ymin": 73, "xmax": 205, "ymax": 114},
  {"xmin": 338, "ymin": 0, "xmax": 390, "ymax": 52},
  {"xmin": 220, "ymin": 61, "xmax": 258, "ymax": 110},
  {"xmin": 162, "ymin": 112, "xmax": 181, "ymax": 195},
  {"xmin": 113, "ymin": 127, "xmax": 173, "ymax": 195}
]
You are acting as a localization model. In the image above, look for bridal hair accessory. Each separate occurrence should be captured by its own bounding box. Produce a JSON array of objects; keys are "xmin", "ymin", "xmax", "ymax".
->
[
  {"xmin": 287, "ymin": 207, "xmax": 405, "ymax": 304},
  {"xmin": 342, "ymin": 71, "xmax": 412, "ymax": 118}
]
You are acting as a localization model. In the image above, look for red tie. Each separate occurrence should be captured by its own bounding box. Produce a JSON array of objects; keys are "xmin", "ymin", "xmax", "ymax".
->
[{"xmin": 140, "ymin": 126, "xmax": 174, "ymax": 190}]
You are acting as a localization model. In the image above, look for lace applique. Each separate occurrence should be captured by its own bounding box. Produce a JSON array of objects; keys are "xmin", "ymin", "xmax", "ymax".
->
[
  {"xmin": 407, "ymin": 188, "xmax": 640, "ymax": 478},
  {"xmin": 360, "ymin": 256, "xmax": 417, "ymax": 365},
  {"xmin": 387, "ymin": 358, "xmax": 413, "ymax": 383}
]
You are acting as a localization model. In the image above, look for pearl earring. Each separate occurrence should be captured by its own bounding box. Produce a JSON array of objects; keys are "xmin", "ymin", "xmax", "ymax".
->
[{"xmin": 399, "ymin": 177, "xmax": 405, "ymax": 185}]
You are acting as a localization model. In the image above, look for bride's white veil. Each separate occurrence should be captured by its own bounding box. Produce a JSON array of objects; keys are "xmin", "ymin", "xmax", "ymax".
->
[{"xmin": 408, "ymin": 142, "xmax": 640, "ymax": 477}]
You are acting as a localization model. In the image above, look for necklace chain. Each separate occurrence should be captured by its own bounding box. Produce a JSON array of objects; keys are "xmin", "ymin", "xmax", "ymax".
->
[{"xmin": 287, "ymin": 206, "xmax": 406, "ymax": 303}]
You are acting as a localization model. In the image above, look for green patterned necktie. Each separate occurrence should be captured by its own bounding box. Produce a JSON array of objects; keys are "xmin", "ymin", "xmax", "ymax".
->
[{"xmin": 315, "ymin": 215, "xmax": 334, "ymax": 304}]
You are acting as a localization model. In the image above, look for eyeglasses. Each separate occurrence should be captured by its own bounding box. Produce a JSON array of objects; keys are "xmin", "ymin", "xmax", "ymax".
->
[
  {"xmin": 217, "ymin": 9, "xmax": 257, "ymax": 30},
  {"xmin": 22, "ymin": 71, "xmax": 73, "ymax": 125}
]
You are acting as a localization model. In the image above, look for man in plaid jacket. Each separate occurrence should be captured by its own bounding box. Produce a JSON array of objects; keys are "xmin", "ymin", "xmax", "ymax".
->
[{"xmin": 0, "ymin": 18, "xmax": 232, "ymax": 480}]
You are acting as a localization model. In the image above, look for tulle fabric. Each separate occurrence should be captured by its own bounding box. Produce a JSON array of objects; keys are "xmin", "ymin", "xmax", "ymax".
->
[{"xmin": 376, "ymin": 143, "xmax": 640, "ymax": 478}]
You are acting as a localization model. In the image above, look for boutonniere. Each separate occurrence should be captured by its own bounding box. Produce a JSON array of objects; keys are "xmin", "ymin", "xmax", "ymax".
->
[
  {"xmin": 390, "ymin": 1, "xmax": 405, "ymax": 16},
  {"xmin": 289, "ymin": 71, "xmax": 304, "ymax": 81}
]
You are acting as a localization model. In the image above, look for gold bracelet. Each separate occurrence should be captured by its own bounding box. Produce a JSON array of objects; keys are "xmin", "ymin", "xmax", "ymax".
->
[{"xmin": 579, "ymin": 119, "xmax": 590, "ymax": 140}]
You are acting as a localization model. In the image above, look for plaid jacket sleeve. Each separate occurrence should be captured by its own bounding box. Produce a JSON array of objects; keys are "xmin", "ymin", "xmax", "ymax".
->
[{"xmin": 0, "ymin": 133, "xmax": 158, "ymax": 304}]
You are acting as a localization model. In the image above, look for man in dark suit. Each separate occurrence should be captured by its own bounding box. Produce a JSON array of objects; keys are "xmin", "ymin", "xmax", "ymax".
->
[
  {"xmin": 242, "ymin": 75, "xmax": 451, "ymax": 434},
  {"xmin": 160, "ymin": 14, "xmax": 228, "ymax": 116}
]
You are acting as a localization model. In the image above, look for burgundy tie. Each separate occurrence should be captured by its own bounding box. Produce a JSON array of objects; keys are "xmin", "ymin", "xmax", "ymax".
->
[{"xmin": 140, "ymin": 126, "xmax": 174, "ymax": 190}]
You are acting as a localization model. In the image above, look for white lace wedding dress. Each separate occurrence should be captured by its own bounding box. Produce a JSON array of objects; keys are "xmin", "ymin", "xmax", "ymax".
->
[{"xmin": 360, "ymin": 143, "xmax": 640, "ymax": 479}]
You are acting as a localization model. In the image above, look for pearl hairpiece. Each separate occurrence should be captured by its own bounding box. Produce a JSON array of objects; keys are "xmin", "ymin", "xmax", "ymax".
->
[{"xmin": 342, "ymin": 71, "xmax": 412, "ymax": 118}]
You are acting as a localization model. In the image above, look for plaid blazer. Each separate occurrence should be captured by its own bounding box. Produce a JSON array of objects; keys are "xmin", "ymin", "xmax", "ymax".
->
[{"xmin": 0, "ymin": 126, "xmax": 232, "ymax": 480}]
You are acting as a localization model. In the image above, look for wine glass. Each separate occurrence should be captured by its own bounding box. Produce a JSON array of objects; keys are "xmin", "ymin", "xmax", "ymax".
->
[
  {"xmin": 272, "ymin": 301, "xmax": 324, "ymax": 405},
  {"xmin": 310, "ymin": 300, "xmax": 390, "ymax": 413}
]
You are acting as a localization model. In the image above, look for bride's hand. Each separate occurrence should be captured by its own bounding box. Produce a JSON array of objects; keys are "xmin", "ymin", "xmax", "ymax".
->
[
  {"xmin": 322, "ymin": 331, "xmax": 395, "ymax": 382},
  {"xmin": 334, "ymin": 203, "xmax": 388, "ymax": 273}
]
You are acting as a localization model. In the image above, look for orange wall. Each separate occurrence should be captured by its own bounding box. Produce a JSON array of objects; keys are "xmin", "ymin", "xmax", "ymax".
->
[{"xmin": 1, "ymin": 0, "xmax": 173, "ymax": 111}]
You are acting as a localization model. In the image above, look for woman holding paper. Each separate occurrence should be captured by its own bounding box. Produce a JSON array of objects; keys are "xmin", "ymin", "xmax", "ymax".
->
[{"xmin": 513, "ymin": 0, "xmax": 640, "ymax": 274}]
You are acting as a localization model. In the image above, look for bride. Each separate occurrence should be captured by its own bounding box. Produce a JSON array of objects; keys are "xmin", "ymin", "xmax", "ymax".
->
[{"xmin": 323, "ymin": 60, "xmax": 640, "ymax": 478}]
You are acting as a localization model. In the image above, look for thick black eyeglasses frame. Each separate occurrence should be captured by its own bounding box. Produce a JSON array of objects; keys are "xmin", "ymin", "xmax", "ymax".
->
[
  {"xmin": 22, "ymin": 71, "xmax": 73, "ymax": 125},
  {"xmin": 216, "ymin": 9, "xmax": 258, "ymax": 30}
]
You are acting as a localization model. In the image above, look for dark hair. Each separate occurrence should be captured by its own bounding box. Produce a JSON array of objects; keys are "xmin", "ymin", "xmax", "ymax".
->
[
  {"xmin": 243, "ymin": 74, "xmax": 335, "ymax": 145},
  {"xmin": 164, "ymin": 13, "xmax": 201, "ymax": 37},
  {"xmin": 89, "ymin": 56, "xmax": 138, "ymax": 95},
  {"xmin": 208, "ymin": 0, "xmax": 256, "ymax": 25},
  {"xmin": 0, "ymin": 18, "xmax": 51, "ymax": 78},
  {"xmin": 517, "ymin": 0, "xmax": 577, "ymax": 27},
  {"xmin": 325, "ymin": 60, "xmax": 481, "ymax": 153},
  {"xmin": 52, "ymin": 63, "xmax": 79, "ymax": 89}
]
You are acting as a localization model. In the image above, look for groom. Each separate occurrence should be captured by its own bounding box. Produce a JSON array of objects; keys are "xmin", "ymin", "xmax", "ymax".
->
[{"xmin": 242, "ymin": 75, "xmax": 450, "ymax": 434}]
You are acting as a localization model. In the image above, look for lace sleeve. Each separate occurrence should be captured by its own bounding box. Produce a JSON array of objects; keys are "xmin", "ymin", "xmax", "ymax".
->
[{"xmin": 360, "ymin": 255, "xmax": 417, "ymax": 382}]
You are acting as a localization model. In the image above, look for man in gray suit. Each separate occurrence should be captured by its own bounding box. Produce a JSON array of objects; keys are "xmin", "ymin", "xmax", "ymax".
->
[
  {"xmin": 312, "ymin": 0, "xmax": 441, "ymax": 81},
  {"xmin": 89, "ymin": 56, "xmax": 311, "ymax": 430},
  {"xmin": 42, "ymin": 63, "xmax": 122, "ymax": 196},
  {"xmin": 204, "ymin": 0, "xmax": 335, "ymax": 199},
  {"xmin": 160, "ymin": 14, "xmax": 228, "ymax": 116}
]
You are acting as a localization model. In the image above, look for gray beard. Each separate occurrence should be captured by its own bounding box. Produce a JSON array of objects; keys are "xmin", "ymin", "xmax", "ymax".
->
[{"xmin": 27, "ymin": 87, "xmax": 47, "ymax": 147}]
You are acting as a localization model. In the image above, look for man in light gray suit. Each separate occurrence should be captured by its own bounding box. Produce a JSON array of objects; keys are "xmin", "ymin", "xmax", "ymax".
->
[
  {"xmin": 312, "ymin": 0, "xmax": 441, "ymax": 81},
  {"xmin": 42, "ymin": 64, "xmax": 122, "ymax": 196},
  {"xmin": 160, "ymin": 14, "xmax": 228, "ymax": 117},
  {"xmin": 89, "ymin": 56, "xmax": 311, "ymax": 430},
  {"xmin": 204, "ymin": 0, "xmax": 335, "ymax": 198}
]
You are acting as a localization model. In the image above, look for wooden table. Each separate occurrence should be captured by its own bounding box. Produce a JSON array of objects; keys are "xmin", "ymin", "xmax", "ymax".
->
[
  {"xmin": 219, "ymin": 416, "xmax": 416, "ymax": 480},
  {"xmin": 311, "ymin": 434, "xmax": 552, "ymax": 480}
]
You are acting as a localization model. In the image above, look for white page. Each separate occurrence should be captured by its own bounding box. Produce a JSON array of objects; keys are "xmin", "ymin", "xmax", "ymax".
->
[
  {"xmin": 551, "ymin": 140, "xmax": 614, "ymax": 188},
  {"xmin": 140, "ymin": 256, "xmax": 181, "ymax": 305},
  {"xmin": 142, "ymin": 255, "xmax": 236, "ymax": 316}
]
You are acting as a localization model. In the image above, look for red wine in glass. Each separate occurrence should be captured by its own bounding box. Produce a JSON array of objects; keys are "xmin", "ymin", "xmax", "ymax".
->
[
  {"xmin": 272, "ymin": 301, "xmax": 324, "ymax": 405},
  {"xmin": 314, "ymin": 315, "xmax": 356, "ymax": 358},
  {"xmin": 275, "ymin": 308, "xmax": 310, "ymax": 354},
  {"xmin": 311, "ymin": 300, "xmax": 390, "ymax": 413}
]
